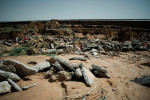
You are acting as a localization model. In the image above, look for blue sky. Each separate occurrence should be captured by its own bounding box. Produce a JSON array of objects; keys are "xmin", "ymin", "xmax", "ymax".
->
[{"xmin": 0, "ymin": 0, "xmax": 150, "ymax": 21}]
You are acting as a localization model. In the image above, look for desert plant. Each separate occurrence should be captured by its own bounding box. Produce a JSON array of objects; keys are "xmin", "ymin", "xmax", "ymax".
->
[
  {"xmin": 8, "ymin": 46, "xmax": 27, "ymax": 56},
  {"xmin": 47, "ymin": 50, "xmax": 59, "ymax": 57},
  {"xmin": 1, "ymin": 26, "xmax": 15, "ymax": 32}
]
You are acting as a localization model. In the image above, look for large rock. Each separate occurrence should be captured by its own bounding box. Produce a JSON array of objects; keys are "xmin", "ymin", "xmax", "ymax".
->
[
  {"xmin": 0, "ymin": 70, "xmax": 21, "ymax": 82},
  {"xmin": 75, "ymin": 68, "xmax": 82, "ymax": 78},
  {"xmin": 0, "ymin": 81, "xmax": 11, "ymax": 95},
  {"xmin": 0, "ymin": 64, "xmax": 16, "ymax": 73},
  {"xmin": 53, "ymin": 56, "xmax": 75, "ymax": 71},
  {"xmin": 57, "ymin": 71, "xmax": 72, "ymax": 81},
  {"xmin": 43, "ymin": 70, "xmax": 53, "ymax": 79},
  {"xmin": 80, "ymin": 64, "xmax": 95, "ymax": 87},
  {"xmin": 7, "ymin": 78, "xmax": 22, "ymax": 92},
  {"xmin": 2, "ymin": 59, "xmax": 37, "ymax": 77},
  {"xmin": 32, "ymin": 62, "xmax": 50, "ymax": 72},
  {"xmin": 91, "ymin": 64, "xmax": 108, "ymax": 73},
  {"xmin": 94, "ymin": 70, "xmax": 110, "ymax": 78}
]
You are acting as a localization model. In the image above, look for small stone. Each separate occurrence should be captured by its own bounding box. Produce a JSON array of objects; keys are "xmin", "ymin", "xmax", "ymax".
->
[
  {"xmin": 43, "ymin": 70, "xmax": 53, "ymax": 79},
  {"xmin": 48, "ymin": 75, "xmax": 57, "ymax": 82},
  {"xmin": 0, "ymin": 81, "xmax": 11, "ymax": 95}
]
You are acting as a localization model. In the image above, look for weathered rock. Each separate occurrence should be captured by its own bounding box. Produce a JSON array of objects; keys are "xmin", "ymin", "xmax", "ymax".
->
[
  {"xmin": 93, "ymin": 52, "xmax": 98, "ymax": 56},
  {"xmin": 0, "ymin": 81, "xmax": 11, "ymax": 95},
  {"xmin": 91, "ymin": 64, "xmax": 108, "ymax": 73},
  {"xmin": 71, "ymin": 63, "xmax": 79, "ymax": 69},
  {"xmin": 3, "ymin": 59, "xmax": 37, "ymax": 77},
  {"xmin": 57, "ymin": 71, "xmax": 72, "ymax": 81},
  {"xmin": 43, "ymin": 70, "xmax": 53, "ymax": 79},
  {"xmin": 122, "ymin": 41, "xmax": 133, "ymax": 51},
  {"xmin": 94, "ymin": 70, "xmax": 110, "ymax": 78},
  {"xmin": 32, "ymin": 62, "xmax": 50, "ymax": 72},
  {"xmin": 48, "ymin": 75, "xmax": 57, "ymax": 82},
  {"xmin": 48, "ymin": 57, "xmax": 56, "ymax": 64},
  {"xmin": 91, "ymin": 49, "xmax": 98, "ymax": 52},
  {"xmin": 80, "ymin": 64, "xmax": 95, "ymax": 87},
  {"xmin": 3, "ymin": 42, "xmax": 12, "ymax": 46},
  {"xmin": 75, "ymin": 68, "xmax": 82, "ymax": 78},
  {"xmin": 0, "ymin": 70, "xmax": 21, "ymax": 82},
  {"xmin": 53, "ymin": 56, "xmax": 75, "ymax": 71},
  {"xmin": 22, "ymin": 83, "xmax": 38, "ymax": 90},
  {"xmin": 69, "ymin": 57, "xmax": 87, "ymax": 61},
  {"xmin": 7, "ymin": 78, "xmax": 22, "ymax": 92},
  {"xmin": 0, "ymin": 64, "xmax": 16, "ymax": 73},
  {"xmin": 54, "ymin": 62, "xmax": 65, "ymax": 71}
]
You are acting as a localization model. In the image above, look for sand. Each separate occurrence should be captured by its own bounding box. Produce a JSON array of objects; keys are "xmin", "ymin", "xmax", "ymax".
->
[{"xmin": 0, "ymin": 51, "xmax": 150, "ymax": 100}]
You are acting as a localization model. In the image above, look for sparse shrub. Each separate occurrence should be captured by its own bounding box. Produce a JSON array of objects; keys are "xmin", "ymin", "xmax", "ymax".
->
[
  {"xmin": 1, "ymin": 26, "xmax": 15, "ymax": 32},
  {"xmin": 8, "ymin": 46, "xmax": 27, "ymax": 56},
  {"xmin": 47, "ymin": 50, "xmax": 59, "ymax": 57}
]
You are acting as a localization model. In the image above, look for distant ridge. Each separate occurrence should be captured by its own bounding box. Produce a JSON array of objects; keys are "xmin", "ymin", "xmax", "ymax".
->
[{"xmin": 0, "ymin": 19, "xmax": 150, "ymax": 23}]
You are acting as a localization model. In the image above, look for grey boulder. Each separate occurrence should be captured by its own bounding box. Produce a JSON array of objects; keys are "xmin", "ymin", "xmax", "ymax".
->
[
  {"xmin": 3, "ymin": 59, "xmax": 37, "ymax": 77},
  {"xmin": 0, "ymin": 81, "xmax": 11, "ymax": 95},
  {"xmin": 32, "ymin": 61, "xmax": 51, "ymax": 72},
  {"xmin": 75, "ymin": 68, "xmax": 82, "ymax": 78},
  {"xmin": 0, "ymin": 70, "xmax": 21, "ymax": 82},
  {"xmin": 80, "ymin": 64, "xmax": 95, "ymax": 87},
  {"xmin": 53, "ymin": 56, "xmax": 75, "ymax": 71},
  {"xmin": 91, "ymin": 64, "xmax": 108, "ymax": 73}
]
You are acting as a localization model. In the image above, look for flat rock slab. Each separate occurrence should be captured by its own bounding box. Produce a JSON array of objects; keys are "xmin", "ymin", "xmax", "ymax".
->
[
  {"xmin": 53, "ymin": 56, "xmax": 75, "ymax": 71},
  {"xmin": 32, "ymin": 62, "xmax": 51, "ymax": 72},
  {"xmin": 81, "ymin": 64, "xmax": 95, "ymax": 87},
  {"xmin": 3, "ymin": 59, "xmax": 37, "ymax": 77},
  {"xmin": 69, "ymin": 57, "xmax": 87, "ymax": 61},
  {"xmin": 0, "ymin": 81, "xmax": 11, "ymax": 95},
  {"xmin": 0, "ymin": 70, "xmax": 21, "ymax": 82},
  {"xmin": 7, "ymin": 78, "xmax": 22, "ymax": 92},
  {"xmin": 92, "ymin": 64, "xmax": 108, "ymax": 73}
]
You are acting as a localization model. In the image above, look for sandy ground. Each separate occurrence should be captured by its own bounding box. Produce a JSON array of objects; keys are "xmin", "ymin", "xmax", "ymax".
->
[{"xmin": 0, "ymin": 51, "xmax": 150, "ymax": 100}]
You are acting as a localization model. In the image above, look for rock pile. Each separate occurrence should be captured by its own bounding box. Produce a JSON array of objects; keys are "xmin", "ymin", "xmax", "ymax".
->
[
  {"xmin": 0, "ymin": 60, "xmax": 39, "ymax": 95},
  {"xmin": 43, "ymin": 56, "xmax": 110, "ymax": 87}
]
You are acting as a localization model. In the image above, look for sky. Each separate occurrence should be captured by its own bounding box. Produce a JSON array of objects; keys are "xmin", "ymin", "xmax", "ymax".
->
[{"xmin": 0, "ymin": 0, "xmax": 150, "ymax": 21}]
